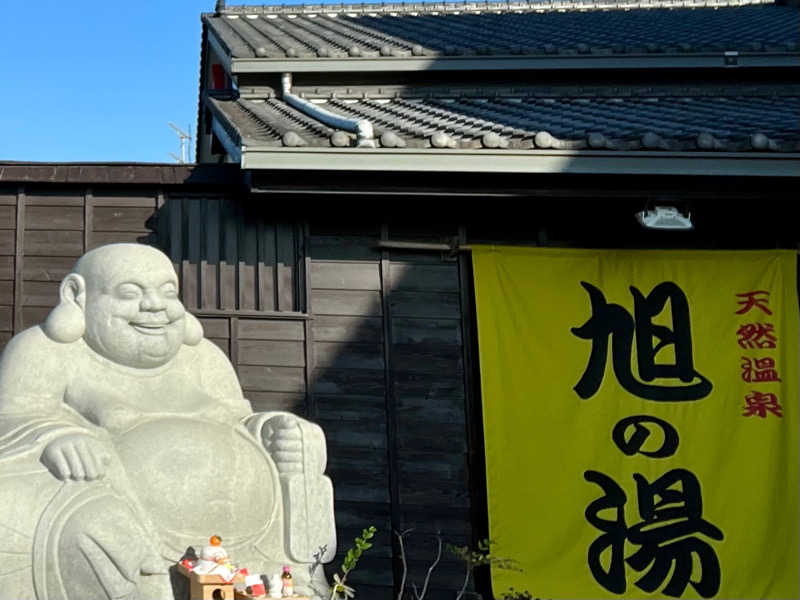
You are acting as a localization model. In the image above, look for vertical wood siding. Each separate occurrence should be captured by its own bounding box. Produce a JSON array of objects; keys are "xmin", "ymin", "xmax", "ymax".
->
[
  {"xmin": 161, "ymin": 196, "xmax": 302, "ymax": 313},
  {"xmin": 310, "ymin": 224, "xmax": 475, "ymax": 600},
  {"xmin": 0, "ymin": 186, "xmax": 480, "ymax": 600}
]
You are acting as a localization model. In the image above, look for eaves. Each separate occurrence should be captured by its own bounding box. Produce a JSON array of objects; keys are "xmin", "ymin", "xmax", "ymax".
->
[
  {"xmin": 228, "ymin": 52, "xmax": 800, "ymax": 74},
  {"xmin": 238, "ymin": 146, "xmax": 800, "ymax": 177}
]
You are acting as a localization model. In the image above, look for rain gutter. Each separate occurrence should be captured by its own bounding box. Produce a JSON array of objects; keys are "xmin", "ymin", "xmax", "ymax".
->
[{"xmin": 280, "ymin": 73, "xmax": 376, "ymax": 148}]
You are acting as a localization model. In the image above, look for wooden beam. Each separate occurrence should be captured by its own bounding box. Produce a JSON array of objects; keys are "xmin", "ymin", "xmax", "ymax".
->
[
  {"xmin": 379, "ymin": 223, "xmax": 403, "ymax": 596},
  {"xmin": 301, "ymin": 222, "xmax": 316, "ymax": 420},
  {"xmin": 83, "ymin": 187, "xmax": 93, "ymax": 252},
  {"xmin": 13, "ymin": 187, "xmax": 25, "ymax": 334}
]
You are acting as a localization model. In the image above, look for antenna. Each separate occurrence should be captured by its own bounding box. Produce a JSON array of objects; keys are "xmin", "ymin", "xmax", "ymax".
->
[{"xmin": 168, "ymin": 122, "xmax": 192, "ymax": 163}]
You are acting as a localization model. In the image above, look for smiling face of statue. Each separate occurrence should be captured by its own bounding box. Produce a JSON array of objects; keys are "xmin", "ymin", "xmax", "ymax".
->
[{"xmin": 77, "ymin": 245, "xmax": 187, "ymax": 369}]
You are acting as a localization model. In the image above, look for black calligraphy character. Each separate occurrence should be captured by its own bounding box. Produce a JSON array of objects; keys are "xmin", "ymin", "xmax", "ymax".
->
[
  {"xmin": 627, "ymin": 469, "xmax": 724, "ymax": 598},
  {"xmin": 585, "ymin": 469, "xmax": 724, "ymax": 598},
  {"xmin": 584, "ymin": 470, "xmax": 628, "ymax": 594},
  {"xmin": 571, "ymin": 282, "xmax": 712, "ymax": 401},
  {"xmin": 612, "ymin": 415, "xmax": 679, "ymax": 458}
]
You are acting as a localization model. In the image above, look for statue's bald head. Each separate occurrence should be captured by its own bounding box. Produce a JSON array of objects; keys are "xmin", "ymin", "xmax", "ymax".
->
[
  {"xmin": 74, "ymin": 244, "xmax": 177, "ymax": 293},
  {"xmin": 43, "ymin": 244, "xmax": 203, "ymax": 369}
]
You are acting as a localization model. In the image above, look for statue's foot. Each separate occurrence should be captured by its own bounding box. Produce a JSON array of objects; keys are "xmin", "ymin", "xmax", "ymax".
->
[{"xmin": 37, "ymin": 485, "xmax": 169, "ymax": 600}]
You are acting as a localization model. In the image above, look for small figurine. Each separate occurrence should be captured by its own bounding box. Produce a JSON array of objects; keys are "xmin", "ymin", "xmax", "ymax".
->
[
  {"xmin": 245, "ymin": 573, "xmax": 267, "ymax": 598},
  {"xmin": 281, "ymin": 565, "xmax": 294, "ymax": 597},
  {"xmin": 192, "ymin": 535, "xmax": 237, "ymax": 582},
  {"xmin": 268, "ymin": 572, "xmax": 283, "ymax": 599}
]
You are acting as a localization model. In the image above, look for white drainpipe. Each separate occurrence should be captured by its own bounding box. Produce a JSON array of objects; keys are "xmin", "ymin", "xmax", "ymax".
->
[{"xmin": 281, "ymin": 73, "xmax": 376, "ymax": 148}]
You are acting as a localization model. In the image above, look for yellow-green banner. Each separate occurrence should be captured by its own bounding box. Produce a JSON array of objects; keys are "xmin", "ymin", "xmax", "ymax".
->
[{"xmin": 472, "ymin": 247, "xmax": 799, "ymax": 600}]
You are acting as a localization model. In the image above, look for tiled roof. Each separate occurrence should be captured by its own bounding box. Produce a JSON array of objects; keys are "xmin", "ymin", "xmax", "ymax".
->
[
  {"xmin": 205, "ymin": 2, "xmax": 798, "ymax": 60},
  {"xmin": 206, "ymin": 85, "xmax": 800, "ymax": 152}
]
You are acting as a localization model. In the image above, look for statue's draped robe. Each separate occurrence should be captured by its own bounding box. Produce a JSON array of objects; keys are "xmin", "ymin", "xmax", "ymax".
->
[{"xmin": 0, "ymin": 327, "xmax": 323, "ymax": 600}]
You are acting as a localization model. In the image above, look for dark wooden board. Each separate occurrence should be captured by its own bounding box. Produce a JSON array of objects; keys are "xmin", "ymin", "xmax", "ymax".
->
[
  {"xmin": 397, "ymin": 399, "xmax": 467, "ymax": 428},
  {"xmin": 323, "ymin": 425, "xmax": 388, "ymax": 450},
  {"xmin": 390, "ymin": 291, "xmax": 461, "ymax": 319},
  {"xmin": 0, "ymin": 230, "xmax": 14, "ymax": 255},
  {"xmin": 391, "ymin": 343, "xmax": 463, "ymax": 375},
  {"xmin": 238, "ymin": 365, "xmax": 306, "ymax": 394},
  {"xmin": 0, "ymin": 206, "xmax": 15, "ymax": 230},
  {"xmin": 312, "ymin": 290, "xmax": 382, "ymax": 316},
  {"xmin": 197, "ymin": 317, "xmax": 230, "ymax": 339},
  {"xmin": 0, "ymin": 193, "xmax": 15, "ymax": 205},
  {"xmin": 390, "ymin": 263, "xmax": 460, "ymax": 292},
  {"xmin": 332, "ymin": 481, "xmax": 391, "ymax": 504},
  {"xmin": 25, "ymin": 206, "xmax": 83, "ymax": 231},
  {"xmin": 202, "ymin": 198, "xmax": 221, "ymax": 310},
  {"xmin": 0, "ymin": 331, "xmax": 11, "ymax": 347},
  {"xmin": 312, "ymin": 315, "xmax": 383, "ymax": 343},
  {"xmin": 0, "ymin": 256, "xmax": 13, "ymax": 280},
  {"xmin": 91, "ymin": 193, "xmax": 157, "ymax": 207},
  {"xmin": 238, "ymin": 339, "xmax": 305, "ymax": 367},
  {"xmin": 24, "ymin": 193, "xmax": 83, "ymax": 206},
  {"xmin": 312, "ymin": 368, "xmax": 385, "ymax": 396},
  {"xmin": 246, "ymin": 391, "xmax": 307, "ymax": 414},
  {"xmin": 21, "ymin": 281, "xmax": 59, "ymax": 307},
  {"xmin": 397, "ymin": 422, "xmax": 468, "ymax": 453},
  {"xmin": 314, "ymin": 342, "xmax": 384, "ymax": 370},
  {"xmin": 309, "ymin": 235, "xmax": 380, "ymax": 262},
  {"xmin": 311, "ymin": 262, "xmax": 381, "ymax": 291},
  {"xmin": 93, "ymin": 206, "xmax": 153, "ymax": 232},
  {"xmin": 182, "ymin": 199, "xmax": 201, "ymax": 310},
  {"xmin": 220, "ymin": 200, "xmax": 238, "ymax": 311},
  {"xmin": 239, "ymin": 219, "xmax": 259, "ymax": 311},
  {"xmin": 238, "ymin": 319, "xmax": 304, "ymax": 341},
  {"xmin": 316, "ymin": 394, "xmax": 387, "ymax": 423},
  {"xmin": 0, "ymin": 285, "xmax": 12, "ymax": 305},
  {"xmin": 21, "ymin": 306, "xmax": 49, "ymax": 329},
  {"xmin": 276, "ymin": 223, "xmax": 296, "ymax": 312},
  {"xmin": 88, "ymin": 231, "xmax": 151, "ymax": 249},
  {"xmin": 22, "ymin": 256, "xmax": 75, "ymax": 282},
  {"xmin": 393, "ymin": 373, "xmax": 465, "ymax": 401},
  {"xmin": 334, "ymin": 500, "xmax": 392, "ymax": 531},
  {"xmin": 392, "ymin": 317, "xmax": 462, "ymax": 345},
  {"xmin": 207, "ymin": 337, "xmax": 229, "ymax": 356},
  {"xmin": 400, "ymin": 505, "xmax": 473, "ymax": 535},
  {"xmin": 0, "ymin": 306, "xmax": 12, "ymax": 332},
  {"xmin": 398, "ymin": 451, "xmax": 468, "ymax": 482}
]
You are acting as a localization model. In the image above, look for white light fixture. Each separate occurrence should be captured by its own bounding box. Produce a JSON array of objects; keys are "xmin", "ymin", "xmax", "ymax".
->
[{"xmin": 635, "ymin": 206, "xmax": 693, "ymax": 230}]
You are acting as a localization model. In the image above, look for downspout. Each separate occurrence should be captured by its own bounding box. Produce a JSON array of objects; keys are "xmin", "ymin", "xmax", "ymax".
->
[{"xmin": 281, "ymin": 73, "xmax": 376, "ymax": 148}]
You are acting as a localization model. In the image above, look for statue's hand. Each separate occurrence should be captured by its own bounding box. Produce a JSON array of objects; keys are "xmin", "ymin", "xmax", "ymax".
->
[
  {"xmin": 262, "ymin": 414, "xmax": 303, "ymax": 475},
  {"xmin": 41, "ymin": 433, "xmax": 112, "ymax": 481}
]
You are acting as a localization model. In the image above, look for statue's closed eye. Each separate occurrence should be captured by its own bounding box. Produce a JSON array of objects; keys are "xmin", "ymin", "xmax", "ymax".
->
[{"xmin": 115, "ymin": 283, "xmax": 142, "ymax": 299}]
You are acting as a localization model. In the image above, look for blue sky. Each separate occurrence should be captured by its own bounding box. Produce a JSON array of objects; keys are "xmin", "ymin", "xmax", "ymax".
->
[
  {"xmin": 0, "ymin": 1, "xmax": 254, "ymax": 163},
  {"xmin": 0, "ymin": 0, "xmax": 219, "ymax": 163}
]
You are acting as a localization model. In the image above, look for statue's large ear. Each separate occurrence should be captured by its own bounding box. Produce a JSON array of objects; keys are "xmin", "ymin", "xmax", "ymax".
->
[
  {"xmin": 183, "ymin": 312, "xmax": 204, "ymax": 346},
  {"xmin": 42, "ymin": 273, "xmax": 86, "ymax": 343}
]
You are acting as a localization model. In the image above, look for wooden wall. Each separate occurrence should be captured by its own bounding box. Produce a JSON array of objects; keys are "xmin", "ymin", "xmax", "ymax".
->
[
  {"xmin": 308, "ymin": 224, "xmax": 475, "ymax": 600},
  {"xmin": 0, "ymin": 184, "xmax": 481, "ymax": 600}
]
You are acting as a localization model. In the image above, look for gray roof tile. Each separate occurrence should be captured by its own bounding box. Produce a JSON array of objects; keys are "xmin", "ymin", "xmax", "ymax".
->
[
  {"xmin": 206, "ymin": 2, "xmax": 799, "ymax": 59},
  {"xmin": 206, "ymin": 85, "xmax": 800, "ymax": 151}
]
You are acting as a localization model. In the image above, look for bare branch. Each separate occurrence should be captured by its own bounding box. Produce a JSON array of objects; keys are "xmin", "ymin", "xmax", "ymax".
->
[
  {"xmin": 455, "ymin": 558, "xmax": 471, "ymax": 600},
  {"xmin": 416, "ymin": 532, "xmax": 442, "ymax": 600},
  {"xmin": 394, "ymin": 529, "xmax": 413, "ymax": 600},
  {"xmin": 309, "ymin": 544, "xmax": 328, "ymax": 577}
]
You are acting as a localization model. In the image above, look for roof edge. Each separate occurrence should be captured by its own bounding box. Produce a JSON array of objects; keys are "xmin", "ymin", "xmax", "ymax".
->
[
  {"xmin": 230, "ymin": 52, "xmax": 800, "ymax": 73},
  {"xmin": 0, "ymin": 163, "xmax": 245, "ymax": 186},
  {"xmin": 239, "ymin": 147, "xmax": 800, "ymax": 177},
  {"xmin": 211, "ymin": 0, "xmax": 774, "ymax": 17}
]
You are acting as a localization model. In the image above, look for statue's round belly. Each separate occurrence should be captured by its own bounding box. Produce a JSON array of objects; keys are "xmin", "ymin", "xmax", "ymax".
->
[{"xmin": 114, "ymin": 418, "xmax": 277, "ymax": 543}]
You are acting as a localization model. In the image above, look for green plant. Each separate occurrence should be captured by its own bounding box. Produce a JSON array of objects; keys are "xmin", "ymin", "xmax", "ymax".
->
[
  {"xmin": 446, "ymin": 539, "xmax": 521, "ymax": 600},
  {"xmin": 329, "ymin": 526, "xmax": 376, "ymax": 600}
]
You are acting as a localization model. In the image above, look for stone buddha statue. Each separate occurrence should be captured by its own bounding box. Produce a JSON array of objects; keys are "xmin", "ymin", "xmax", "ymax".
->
[{"xmin": 0, "ymin": 244, "xmax": 336, "ymax": 600}]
